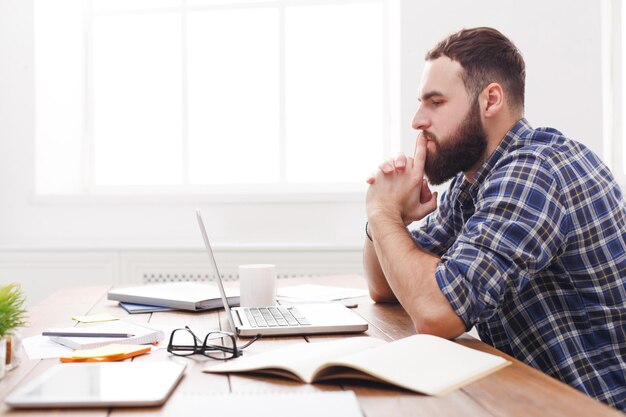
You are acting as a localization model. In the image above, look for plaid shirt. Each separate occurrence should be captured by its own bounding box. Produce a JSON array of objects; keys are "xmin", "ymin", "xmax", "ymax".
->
[{"xmin": 412, "ymin": 119, "xmax": 626, "ymax": 410}]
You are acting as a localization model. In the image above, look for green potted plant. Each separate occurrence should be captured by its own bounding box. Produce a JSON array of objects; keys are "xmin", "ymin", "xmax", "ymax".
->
[{"xmin": 0, "ymin": 283, "xmax": 27, "ymax": 377}]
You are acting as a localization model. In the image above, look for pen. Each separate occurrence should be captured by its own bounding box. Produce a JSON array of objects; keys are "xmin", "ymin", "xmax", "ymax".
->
[{"xmin": 42, "ymin": 331, "xmax": 135, "ymax": 338}]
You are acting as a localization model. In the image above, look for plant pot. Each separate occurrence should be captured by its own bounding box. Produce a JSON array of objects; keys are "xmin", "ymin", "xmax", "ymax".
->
[
  {"xmin": 0, "ymin": 336, "xmax": 6, "ymax": 380},
  {"xmin": 5, "ymin": 332, "xmax": 22, "ymax": 371}
]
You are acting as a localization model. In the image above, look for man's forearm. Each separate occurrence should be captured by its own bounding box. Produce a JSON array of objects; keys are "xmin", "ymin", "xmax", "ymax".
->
[
  {"xmin": 367, "ymin": 213, "xmax": 465, "ymax": 338},
  {"xmin": 363, "ymin": 237, "xmax": 397, "ymax": 302},
  {"xmin": 368, "ymin": 214, "xmax": 437, "ymax": 314}
]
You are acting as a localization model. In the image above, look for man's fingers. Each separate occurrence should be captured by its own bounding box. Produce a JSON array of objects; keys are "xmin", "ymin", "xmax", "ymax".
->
[
  {"xmin": 419, "ymin": 179, "xmax": 432, "ymax": 204},
  {"xmin": 412, "ymin": 133, "xmax": 427, "ymax": 180},
  {"xmin": 379, "ymin": 159, "xmax": 395, "ymax": 174},
  {"xmin": 366, "ymin": 170, "xmax": 377, "ymax": 184},
  {"xmin": 377, "ymin": 154, "xmax": 408, "ymax": 175},
  {"xmin": 422, "ymin": 191, "xmax": 438, "ymax": 214},
  {"xmin": 394, "ymin": 153, "xmax": 407, "ymax": 170},
  {"xmin": 368, "ymin": 152, "xmax": 410, "ymax": 184}
]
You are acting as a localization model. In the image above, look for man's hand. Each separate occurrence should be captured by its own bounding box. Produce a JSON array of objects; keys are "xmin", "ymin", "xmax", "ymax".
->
[{"xmin": 366, "ymin": 135, "xmax": 438, "ymax": 225}]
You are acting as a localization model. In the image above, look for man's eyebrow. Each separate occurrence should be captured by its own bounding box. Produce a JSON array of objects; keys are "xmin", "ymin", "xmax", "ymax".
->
[{"xmin": 419, "ymin": 91, "xmax": 444, "ymax": 102}]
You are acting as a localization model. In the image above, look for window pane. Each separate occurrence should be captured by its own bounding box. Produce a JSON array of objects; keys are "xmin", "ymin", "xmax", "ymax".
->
[
  {"xmin": 285, "ymin": 3, "xmax": 383, "ymax": 183},
  {"xmin": 188, "ymin": 0, "xmax": 271, "ymax": 5},
  {"xmin": 187, "ymin": 8, "xmax": 280, "ymax": 184},
  {"xmin": 622, "ymin": 2, "xmax": 626, "ymax": 176},
  {"xmin": 93, "ymin": 13, "xmax": 183, "ymax": 185},
  {"xmin": 35, "ymin": 0, "xmax": 85, "ymax": 193},
  {"xmin": 92, "ymin": 0, "xmax": 181, "ymax": 13}
]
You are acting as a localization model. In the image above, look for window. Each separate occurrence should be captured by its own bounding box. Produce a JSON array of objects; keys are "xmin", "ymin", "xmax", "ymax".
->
[
  {"xmin": 34, "ymin": 0, "xmax": 396, "ymax": 198},
  {"xmin": 606, "ymin": 0, "xmax": 626, "ymax": 184},
  {"xmin": 618, "ymin": 0, "xmax": 626, "ymax": 182}
]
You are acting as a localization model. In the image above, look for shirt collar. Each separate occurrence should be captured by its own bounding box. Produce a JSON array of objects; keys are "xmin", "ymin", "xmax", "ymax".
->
[{"xmin": 467, "ymin": 118, "xmax": 533, "ymax": 193}]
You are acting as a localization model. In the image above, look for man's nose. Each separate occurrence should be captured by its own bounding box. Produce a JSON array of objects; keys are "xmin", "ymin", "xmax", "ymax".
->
[{"xmin": 412, "ymin": 106, "xmax": 430, "ymax": 130}]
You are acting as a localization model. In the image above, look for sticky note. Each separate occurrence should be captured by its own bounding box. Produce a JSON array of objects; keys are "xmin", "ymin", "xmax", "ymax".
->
[
  {"xmin": 72, "ymin": 313, "xmax": 119, "ymax": 323},
  {"xmin": 60, "ymin": 344, "xmax": 151, "ymax": 363}
]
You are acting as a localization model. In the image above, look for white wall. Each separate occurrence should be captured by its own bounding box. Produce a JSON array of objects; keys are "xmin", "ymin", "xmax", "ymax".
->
[
  {"xmin": 0, "ymin": 0, "xmax": 607, "ymax": 304},
  {"xmin": 399, "ymin": 0, "xmax": 603, "ymax": 157}
]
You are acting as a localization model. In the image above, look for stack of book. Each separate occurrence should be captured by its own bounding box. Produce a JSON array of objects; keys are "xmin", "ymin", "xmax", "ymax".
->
[{"xmin": 107, "ymin": 281, "xmax": 240, "ymax": 314}]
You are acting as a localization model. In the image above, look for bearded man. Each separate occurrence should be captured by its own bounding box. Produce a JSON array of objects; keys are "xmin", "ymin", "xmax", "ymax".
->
[{"xmin": 364, "ymin": 27, "xmax": 626, "ymax": 411}]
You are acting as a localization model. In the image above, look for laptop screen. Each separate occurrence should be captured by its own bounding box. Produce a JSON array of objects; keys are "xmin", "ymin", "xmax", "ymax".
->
[{"xmin": 196, "ymin": 209, "xmax": 238, "ymax": 333}]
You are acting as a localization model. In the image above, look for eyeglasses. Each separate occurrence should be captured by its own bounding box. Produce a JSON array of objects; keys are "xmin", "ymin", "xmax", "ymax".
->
[{"xmin": 167, "ymin": 326, "xmax": 260, "ymax": 360}]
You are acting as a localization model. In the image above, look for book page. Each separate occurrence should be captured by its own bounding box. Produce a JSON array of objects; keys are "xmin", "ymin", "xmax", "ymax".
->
[
  {"xmin": 204, "ymin": 337, "xmax": 385, "ymax": 382},
  {"xmin": 315, "ymin": 334, "xmax": 510, "ymax": 396}
]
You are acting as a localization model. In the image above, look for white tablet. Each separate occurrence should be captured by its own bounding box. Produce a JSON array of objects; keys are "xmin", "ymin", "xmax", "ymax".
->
[{"xmin": 5, "ymin": 361, "xmax": 186, "ymax": 408}]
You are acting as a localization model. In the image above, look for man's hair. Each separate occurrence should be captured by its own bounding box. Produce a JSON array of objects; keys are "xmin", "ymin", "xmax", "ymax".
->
[{"xmin": 426, "ymin": 27, "xmax": 525, "ymax": 113}]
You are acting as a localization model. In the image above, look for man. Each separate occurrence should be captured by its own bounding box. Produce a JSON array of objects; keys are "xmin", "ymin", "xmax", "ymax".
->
[{"xmin": 364, "ymin": 27, "xmax": 626, "ymax": 410}]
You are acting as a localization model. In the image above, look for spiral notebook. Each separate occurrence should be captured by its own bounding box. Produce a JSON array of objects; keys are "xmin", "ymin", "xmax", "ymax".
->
[{"xmin": 46, "ymin": 321, "xmax": 164, "ymax": 350}]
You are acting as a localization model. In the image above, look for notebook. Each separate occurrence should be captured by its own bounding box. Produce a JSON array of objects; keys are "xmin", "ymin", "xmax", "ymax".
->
[
  {"xmin": 5, "ymin": 361, "xmax": 186, "ymax": 408},
  {"xmin": 46, "ymin": 320, "xmax": 165, "ymax": 350},
  {"xmin": 60, "ymin": 344, "xmax": 151, "ymax": 362},
  {"xmin": 108, "ymin": 281, "xmax": 240, "ymax": 312},
  {"xmin": 196, "ymin": 209, "xmax": 368, "ymax": 337},
  {"xmin": 119, "ymin": 302, "xmax": 175, "ymax": 314}
]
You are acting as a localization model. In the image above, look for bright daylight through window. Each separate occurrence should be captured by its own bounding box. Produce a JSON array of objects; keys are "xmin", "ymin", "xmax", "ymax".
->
[{"xmin": 34, "ymin": 0, "xmax": 390, "ymax": 196}]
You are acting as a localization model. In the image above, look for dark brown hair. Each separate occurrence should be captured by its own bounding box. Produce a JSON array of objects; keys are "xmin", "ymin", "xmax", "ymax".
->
[{"xmin": 426, "ymin": 27, "xmax": 525, "ymax": 112}]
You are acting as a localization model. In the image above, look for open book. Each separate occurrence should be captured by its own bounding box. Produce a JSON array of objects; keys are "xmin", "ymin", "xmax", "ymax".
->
[{"xmin": 204, "ymin": 334, "xmax": 510, "ymax": 396}]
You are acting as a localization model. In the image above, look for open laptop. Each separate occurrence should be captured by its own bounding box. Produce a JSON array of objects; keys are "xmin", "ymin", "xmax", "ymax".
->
[{"xmin": 196, "ymin": 209, "xmax": 368, "ymax": 337}]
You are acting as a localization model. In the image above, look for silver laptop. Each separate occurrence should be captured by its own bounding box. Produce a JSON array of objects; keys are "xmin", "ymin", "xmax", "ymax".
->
[{"xmin": 196, "ymin": 209, "xmax": 368, "ymax": 337}]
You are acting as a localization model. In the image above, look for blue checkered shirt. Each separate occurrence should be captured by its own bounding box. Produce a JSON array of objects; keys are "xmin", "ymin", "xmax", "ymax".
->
[{"xmin": 412, "ymin": 119, "xmax": 626, "ymax": 410}]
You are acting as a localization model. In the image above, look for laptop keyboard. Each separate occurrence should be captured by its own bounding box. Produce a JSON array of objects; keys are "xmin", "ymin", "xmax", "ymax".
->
[{"xmin": 244, "ymin": 306, "xmax": 310, "ymax": 328}]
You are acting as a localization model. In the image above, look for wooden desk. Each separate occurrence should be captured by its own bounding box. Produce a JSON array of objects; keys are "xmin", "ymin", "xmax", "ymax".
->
[{"xmin": 0, "ymin": 276, "xmax": 621, "ymax": 416}]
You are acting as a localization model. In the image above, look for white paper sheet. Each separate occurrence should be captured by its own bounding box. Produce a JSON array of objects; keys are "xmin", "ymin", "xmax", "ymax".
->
[
  {"xmin": 277, "ymin": 284, "xmax": 368, "ymax": 302},
  {"xmin": 22, "ymin": 335, "xmax": 73, "ymax": 359},
  {"xmin": 170, "ymin": 391, "xmax": 363, "ymax": 417}
]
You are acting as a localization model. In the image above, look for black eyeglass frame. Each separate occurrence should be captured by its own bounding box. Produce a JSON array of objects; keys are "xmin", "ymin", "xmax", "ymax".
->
[{"xmin": 167, "ymin": 326, "xmax": 260, "ymax": 360}]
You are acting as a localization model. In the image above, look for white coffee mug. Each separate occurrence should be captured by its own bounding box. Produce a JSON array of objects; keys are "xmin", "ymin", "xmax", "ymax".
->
[{"xmin": 238, "ymin": 264, "xmax": 277, "ymax": 307}]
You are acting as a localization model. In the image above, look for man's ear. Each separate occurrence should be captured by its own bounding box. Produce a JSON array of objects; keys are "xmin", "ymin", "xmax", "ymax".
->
[{"xmin": 481, "ymin": 82, "xmax": 504, "ymax": 118}]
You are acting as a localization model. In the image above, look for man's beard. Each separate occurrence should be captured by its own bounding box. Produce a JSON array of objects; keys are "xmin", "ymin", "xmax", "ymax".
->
[{"xmin": 423, "ymin": 101, "xmax": 488, "ymax": 185}]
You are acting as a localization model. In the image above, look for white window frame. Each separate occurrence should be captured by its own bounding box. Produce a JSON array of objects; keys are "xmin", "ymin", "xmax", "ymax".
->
[
  {"xmin": 33, "ymin": 0, "xmax": 401, "ymax": 204},
  {"xmin": 605, "ymin": 0, "xmax": 625, "ymax": 186}
]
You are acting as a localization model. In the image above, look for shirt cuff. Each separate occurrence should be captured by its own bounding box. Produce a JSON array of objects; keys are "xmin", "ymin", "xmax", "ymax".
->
[{"xmin": 434, "ymin": 261, "xmax": 477, "ymax": 331}]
